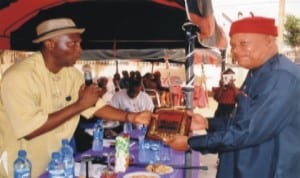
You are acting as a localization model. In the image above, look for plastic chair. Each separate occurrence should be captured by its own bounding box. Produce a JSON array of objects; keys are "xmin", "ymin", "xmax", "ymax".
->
[{"xmin": 145, "ymin": 89, "xmax": 161, "ymax": 107}]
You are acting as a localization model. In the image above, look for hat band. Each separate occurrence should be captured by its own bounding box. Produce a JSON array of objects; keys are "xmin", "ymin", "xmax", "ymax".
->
[{"xmin": 36, "ymin": 26, "xmax": 78, "ymax": 39}]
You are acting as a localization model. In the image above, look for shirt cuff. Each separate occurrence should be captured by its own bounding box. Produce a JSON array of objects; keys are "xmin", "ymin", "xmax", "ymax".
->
[
  {"xmin": 81, "ymin": 99, "xmax": 106, "ymax": 119},
  {"xmin": 188, "ymin": 135, "xmax": 208, "ymax": 152}
]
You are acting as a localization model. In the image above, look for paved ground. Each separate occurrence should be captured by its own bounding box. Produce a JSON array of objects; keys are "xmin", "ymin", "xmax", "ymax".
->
[
  {"xmin": 198, "ymin": 153, "xmax": 218, "ymax": 178},
  {"xmin": 195, "ymin": 97, "xmax": 219, "ymax": 178}
]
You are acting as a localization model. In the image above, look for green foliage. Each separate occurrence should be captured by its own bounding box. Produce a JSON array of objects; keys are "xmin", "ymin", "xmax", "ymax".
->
[{"xmin": 284, "ymin": 14, "xmax": 300, "ymax": 48}]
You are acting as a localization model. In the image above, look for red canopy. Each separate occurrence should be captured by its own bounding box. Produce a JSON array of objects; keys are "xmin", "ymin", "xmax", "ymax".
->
[
  {"xmin": 0, "ymin": 0, "xmax": 79, "ymax": 49},
  {"xmin": 0, "ymin": 0, "xmax": 227, "ymax": 50}
]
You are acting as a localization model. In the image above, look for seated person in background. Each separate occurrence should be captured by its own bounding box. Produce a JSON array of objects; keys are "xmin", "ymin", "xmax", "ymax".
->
[
  {"xmin": 129, "ymin": 70, "xmax": 135, "ymax": 80},
  {"xmin": 143, "ymin": 72, "xmax": 156, "ymax": 89},
  {"xmin": 97, "ymin": 76, "xmax": 111, "ymax": 101},
  {"xmin": 153, "ymin": 71, "xmax": 170, "ymax": 106},
  {"xmin": 97, "ymin": 76, "xmax": 108, "ymax": 89},
  {"xmin": 129, "ymin": 70, "xmax": 142, "ymax": 80},
  {"xmin": 120, "ymin": 70, "xmax": 130, "ymax": 89},
  {"xmin": 133, "ymin": 70, "xmax": 143, "ymax": 83},
  {"xmin": 97, "ymin": 76, "xmax": 123, "ymax": 138},
  {"xmin": 212, "ymin": 68, "xmax": 240, "ymax": 118},
  {"xmin": 75, "ymin": 76, "xmax": 121, "ymax": 152},
  {"xmin": 110, "ymin": 75, "xmax": 155, "ymax": 129},
  {"xmin": 113, "ymin": 72, "xmax": 121, "ymax": 92}
]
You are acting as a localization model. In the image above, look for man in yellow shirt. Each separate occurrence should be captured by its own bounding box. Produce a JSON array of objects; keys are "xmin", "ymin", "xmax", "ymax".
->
[{"xmin": 0, "ymin": 18, "xmax": 151, "ymax": 177}]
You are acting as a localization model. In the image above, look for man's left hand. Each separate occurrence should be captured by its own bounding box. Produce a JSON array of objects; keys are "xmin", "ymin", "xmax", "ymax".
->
[{"xmin": 163, "ymin": 135, "xmax": 190, "ymax": 151}]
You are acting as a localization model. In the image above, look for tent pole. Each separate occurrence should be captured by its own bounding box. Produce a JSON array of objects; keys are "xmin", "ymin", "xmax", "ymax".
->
[
  {"xmin": 182, "ymin": 22, "xmax": 199, "ymax": 178},
  {"xmin": 151, "ymin": 62, "xmax": 154, "ymax": 73},
  {"xmin": 221, "ymin": 49, "xmax": 227, "ymax": 73},
  {"xmin": 182, "ymin": 22, "xmax": 198, "ymax": 110}
]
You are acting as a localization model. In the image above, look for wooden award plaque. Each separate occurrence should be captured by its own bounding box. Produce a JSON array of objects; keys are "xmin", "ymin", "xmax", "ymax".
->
[{"xmin": 145, "ymin": 108, "xmax": 191, "ymax": 141}]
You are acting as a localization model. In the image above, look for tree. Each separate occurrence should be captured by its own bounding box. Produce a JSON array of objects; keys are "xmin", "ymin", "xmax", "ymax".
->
[{"xmin": 284, "ymin": 14, "xmax": 300, "ymax": 58}]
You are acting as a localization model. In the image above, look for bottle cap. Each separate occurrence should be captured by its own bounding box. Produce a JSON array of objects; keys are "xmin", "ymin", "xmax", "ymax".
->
[
  {"xmin": 62, "ymin": 139, "xmax": 69, "ymax": 145},
  {"xmin": 52, "ymin": 152, "xmax": 60, "ymax": 159},
  {"xmin": 18, "ymin": 150, "xmax": 26, "ymax": 157}
]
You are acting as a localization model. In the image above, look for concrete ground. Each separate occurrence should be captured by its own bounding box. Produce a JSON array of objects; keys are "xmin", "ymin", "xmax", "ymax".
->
[
  {"xmin": 194, "ymin": 96, "xmax": 219, "ymax": 178},
  {"xmin": 199, "ymin": 153, "xmax": 218, "ymax": 178}
]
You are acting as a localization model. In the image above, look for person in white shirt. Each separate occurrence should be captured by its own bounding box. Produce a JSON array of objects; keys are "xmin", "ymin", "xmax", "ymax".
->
[{"xmin": 110, "ymin": 74, "xmax": 154, "ymax": 129}]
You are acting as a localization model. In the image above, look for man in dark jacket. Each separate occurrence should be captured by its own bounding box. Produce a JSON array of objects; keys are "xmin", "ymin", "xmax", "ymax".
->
[{"xmin": 165, "ymin": 15, "xmax": 300, "ymax": 178}]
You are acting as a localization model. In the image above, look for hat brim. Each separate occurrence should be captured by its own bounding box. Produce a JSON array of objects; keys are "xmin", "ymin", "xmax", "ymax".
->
[{"xmin": 32, "ymin": 28, "xmax": 85, "ymax": 43}]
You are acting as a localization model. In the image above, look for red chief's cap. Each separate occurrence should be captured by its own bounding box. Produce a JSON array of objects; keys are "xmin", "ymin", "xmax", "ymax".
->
[{"xmin": 229, "ymin": 16, "xmax": 278, "ymax": 37}]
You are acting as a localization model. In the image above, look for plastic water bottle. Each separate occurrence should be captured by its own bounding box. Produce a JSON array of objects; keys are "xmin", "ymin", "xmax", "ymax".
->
[
  {"xmin": 150, "ymin": 140, "xmax": 161, "ymax": 163},
  {"xmin": 48, "ymin": 152, "xmax": 64, "ymax": 178},
  {"xmin": 61, "ymin": 139, "xmax": 75, "ymax": 178},
  {"xmin": 92, "ymin": 119, "xmax": 103, "ymax": 152},
  {"xmin": 13, "ymin": 149, "xmax": 31, "ymax": 178},
  {"xmin": 138, "ymin": 125, "xmax": 147, "ymax": 148},
  {"xmin": 138, "ymin": 125, "xmax": 147, "ymax": 162},
  {"xmin": 123, "ymin": 108, "xmax": 132, "ymax": 134}
]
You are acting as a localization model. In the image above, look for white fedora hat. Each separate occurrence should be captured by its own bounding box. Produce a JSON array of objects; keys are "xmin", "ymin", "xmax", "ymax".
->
[{"xmin": 32, "ymin": 18, "xmax": 85, "ymax": 43}]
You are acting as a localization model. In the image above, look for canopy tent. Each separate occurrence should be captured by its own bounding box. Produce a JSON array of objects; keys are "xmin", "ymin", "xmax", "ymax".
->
[
  {"xmin": 0, "ymin": 0, "xmax": 79, "ymax": 49},
  {"xmin": 1, "ymin": 0, "xmax": 226, "ymax": 111},
  {"xmin": 80, "ymin": 48, "xmax": 221, "ymax": 63},
  {"xmin": 0, "ymin": 0, "xmax": 226, "ymax": 96},
  {"xmin": 0, "ymin": 0, "xmax": 227, "ymax": 56}
]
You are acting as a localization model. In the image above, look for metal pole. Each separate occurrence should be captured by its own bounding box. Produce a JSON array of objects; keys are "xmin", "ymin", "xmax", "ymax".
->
[
  {"xmin": 182, "ymin": 22, "xmax": 199, "ymax": 110},
  {"xmin": 221, "ymin": 49, "xmax": 226, "ymax": 73},
  {"xmin": 182, "ymin": 22, "xmax": 199, "ymax": 178}
]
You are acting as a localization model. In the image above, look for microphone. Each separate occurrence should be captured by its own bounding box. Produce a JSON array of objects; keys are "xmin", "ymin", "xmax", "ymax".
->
[
  {"xmin": 84, "ymin": 71, "xmax": 93, "ymax": 86},
  {"xmin": 82, "ymin": 64, "xmax": 93, "ymax": 86}
]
